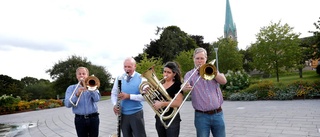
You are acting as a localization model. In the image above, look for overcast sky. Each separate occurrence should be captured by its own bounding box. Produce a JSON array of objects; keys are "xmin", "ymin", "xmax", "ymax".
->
[{"xmin": 0, "ymin": 0, "xmax": 319, "ymax": 81}]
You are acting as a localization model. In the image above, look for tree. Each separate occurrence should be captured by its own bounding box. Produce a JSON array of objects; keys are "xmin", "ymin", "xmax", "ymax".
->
[
  {"xmin": 88, "ymin": 65, "xmax": 112, "ymax": 91},
  {"xmin": 138, "ymin": 26, "xmax": 198, "ymax": 63},
  {"xmin": 210, "ymin": 38, "xmax": 243, "ymax": 74},
  {"xmin": 239, "ymin": 49, "xmax": 254, "ymax": 73},
  {"xmin": 190, "ymin": 35, "xmax": 212, "ymax": 56},
  {"xmin": 250, "ymin": 21, "xmax": 301, "ymax": 82},
  {"xmin": 0, "ymin": 75, "xmax": 24, "ymax": 98},
  {"xmin": 309, "ymin": 17, "xmax": 320, "ymax": 59},
  {"xmin": 175, "ymin": 49, "xmax": 194, "ymax": 76},
  {"xmin": 298, "ymin": 37, "xmax": 316, "ymax": 78},
  {"xmin": 24, "ymin": 80, "xmax": 55, "ymax": 100},
  {"xmin": 21, "ymin": 76, "xmax": 38, "ymax": 87},
  {"xmin": 136, "ymin": 53, "xmax": 163, "ymax": 79},
  {"xmin": 46, "ymin": 55, "xmax": 112, "ymax": 96}
]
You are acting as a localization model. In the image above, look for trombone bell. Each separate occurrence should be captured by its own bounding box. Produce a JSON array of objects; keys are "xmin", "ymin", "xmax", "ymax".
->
[
  {"xmin": 85, "ymin": 75, "xmax": 101, "ymax": 91},
  {"xmin": 69, "ymin": 75, "xmax": 100, "ymax": 106},
  {"xmin": 199, "ymin": 59, "xmax": 217, "ymax": 80}
]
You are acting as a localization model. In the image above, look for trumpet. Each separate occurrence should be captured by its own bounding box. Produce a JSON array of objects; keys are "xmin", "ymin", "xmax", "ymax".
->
[
  {"xmin": 69, "ymin": 75, "xmax": 100, "ymax": 107},
  {"xmin": 159, "ymin": 60, "xmax": 217, "ymax": 128}
]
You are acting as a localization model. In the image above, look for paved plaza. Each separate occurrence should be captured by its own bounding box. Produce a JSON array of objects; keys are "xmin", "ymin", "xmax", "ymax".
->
[{"xmin": 0, "ymin": 99, "xmax": 320, "ymax": 137}]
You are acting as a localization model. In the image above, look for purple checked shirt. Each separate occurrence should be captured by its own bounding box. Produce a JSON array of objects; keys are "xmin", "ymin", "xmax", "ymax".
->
[{"xmin": 184, "ymin": 68, "xmax": 223, "ymax": 111}]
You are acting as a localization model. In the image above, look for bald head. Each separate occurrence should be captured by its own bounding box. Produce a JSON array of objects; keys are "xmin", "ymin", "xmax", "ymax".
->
[{"xmin": 123, "ymin": 57, "xmax": 136, "ymax": 75}]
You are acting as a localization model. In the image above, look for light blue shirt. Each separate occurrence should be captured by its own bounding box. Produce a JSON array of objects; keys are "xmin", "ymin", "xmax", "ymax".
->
[{"xmin": 65, "ymin": 84, "xmax": 101, "ymax": 115}]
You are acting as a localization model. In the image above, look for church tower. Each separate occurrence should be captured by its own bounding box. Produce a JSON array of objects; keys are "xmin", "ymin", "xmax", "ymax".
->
[{"xmin": 224, "ymin": 0, "xmax": 237, "ymax": 41}]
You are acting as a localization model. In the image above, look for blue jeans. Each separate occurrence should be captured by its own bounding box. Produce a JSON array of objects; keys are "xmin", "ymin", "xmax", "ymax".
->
[{"xmin": 194, "ymin": 111, "xmax": 225, "ymax": 137}]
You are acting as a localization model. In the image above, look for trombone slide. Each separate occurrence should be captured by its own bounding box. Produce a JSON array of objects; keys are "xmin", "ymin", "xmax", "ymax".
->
[
  {"xmin": 69, "ymin": 80, "xmax": 83, "ymax": 107},
  {"xmin": 160, "ymin": 59, "xmax": 217, "ymax": 128},
  {"xmin": 69, "ymin": 75, "xmax": 100, "ymax": 107}
]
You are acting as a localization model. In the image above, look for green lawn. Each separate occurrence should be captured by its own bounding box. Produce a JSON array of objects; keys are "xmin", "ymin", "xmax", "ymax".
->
[
  {"xmin": 254, "ymin": 70, "xmax": 320, "ymax": 84},
  {"xmin": 101, "ymin": 96, "xmax": 110, "ymax": 101}
]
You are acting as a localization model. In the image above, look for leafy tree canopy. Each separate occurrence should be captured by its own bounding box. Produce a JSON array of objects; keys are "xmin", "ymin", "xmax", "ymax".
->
[
  {"xmin": 249, "ymin": 20, "xmax": 301, "ymax": 82},
  {"xmin": 309, "ymin": 17, "xmax": 320, "ymax": 59},
  {"xmin": 209, "ymin": 38, "xmax": 243, "ymax": 74},
  {"xmin": 46, "ymin": 55, "xmax": 112, "ymax": 96},
  {"xmin": 137, "ymin": 25, "xmax": 198, "ymax": 64}
]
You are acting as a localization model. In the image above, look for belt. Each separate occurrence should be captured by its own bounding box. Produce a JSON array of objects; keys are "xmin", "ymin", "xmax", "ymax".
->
[
  {"xmin": 75, "ymin": 112, "xmax": 99, "ymax": 119},
  {"xmin": 195, "ymin": 107, "xmax": 222, "ymax": 115}
]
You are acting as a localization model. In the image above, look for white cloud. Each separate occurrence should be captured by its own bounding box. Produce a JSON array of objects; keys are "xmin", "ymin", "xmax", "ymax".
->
[{"xmin": 0, "ymin": 0, "xmax": 319, "ymax": 81}]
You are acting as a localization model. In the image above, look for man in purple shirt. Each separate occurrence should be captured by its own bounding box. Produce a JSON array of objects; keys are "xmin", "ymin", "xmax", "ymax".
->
[{"xmin": 183, "ymin": 47, "xmax": 227, "ymax": 137}]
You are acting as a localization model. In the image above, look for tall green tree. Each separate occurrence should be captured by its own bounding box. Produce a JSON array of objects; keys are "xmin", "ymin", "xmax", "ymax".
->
[
  {"xmin": 46, "ymin": 55, "xmax": 112, "ymax": 96},
  {"xmin": 250, "ymin": 21, "xmax": 301, "ymax": 82},
  {"xmin": 210, "ymin": 38, "xmax": 243, "ymax": 74},
  {"xmin": 309, "ymin": 17, "xmax": 320, "ymax": 59},
  {"xmin": 138, "ymin": 26, "xmax": 197, "ymax": 63}
]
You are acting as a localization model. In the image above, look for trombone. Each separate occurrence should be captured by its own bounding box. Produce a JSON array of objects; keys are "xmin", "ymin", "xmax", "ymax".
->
[
  {"xmin": 69, "ymin": 75, "xmax": 101, "ymax": 107},
  {"xmin": 160, "ymin": 60, "xmax": 217, "ymax": 128}
]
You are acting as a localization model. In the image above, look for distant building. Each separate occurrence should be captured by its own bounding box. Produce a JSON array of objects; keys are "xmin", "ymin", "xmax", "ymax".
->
[{"xmin": 224, "ymin": 0, "xmax": 237, "ymax": 42}]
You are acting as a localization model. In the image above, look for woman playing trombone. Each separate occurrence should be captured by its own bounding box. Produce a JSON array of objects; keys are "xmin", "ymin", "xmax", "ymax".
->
[{"xmin": 64, "ymin": 66, "xmax": 101, "ymax": 137}]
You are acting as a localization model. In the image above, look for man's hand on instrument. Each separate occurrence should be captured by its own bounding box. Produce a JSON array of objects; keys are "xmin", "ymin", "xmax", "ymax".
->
[
  {"xmin": 119, "ymin": 92, "xmax": 130, "ymax": 100},
  {"xmin": 76, "ymin": 87, "xmax": 86, "ymax": 97},
  {"xmin": 182, "ymin": 83, "xmax": 192, "ymax": 92},
  {"xmin": 113, "ymin": 105, "xmax": 120, "ymax": 115}
]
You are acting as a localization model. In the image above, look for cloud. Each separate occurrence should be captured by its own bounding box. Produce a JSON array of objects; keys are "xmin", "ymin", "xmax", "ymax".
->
[{"xmin": 0, "ymin": 0, "xmax": 319, "ymax": 81}]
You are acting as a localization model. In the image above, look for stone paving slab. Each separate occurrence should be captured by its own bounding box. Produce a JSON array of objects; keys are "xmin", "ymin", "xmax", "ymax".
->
[{"xmin": 0, "ymin": 99, "xmax": 320, "ymax": 137}]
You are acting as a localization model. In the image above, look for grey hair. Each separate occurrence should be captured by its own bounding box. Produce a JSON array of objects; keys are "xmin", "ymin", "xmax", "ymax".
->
[
  {"xmin": 76, "ymin": 67, "xmax": 89, "ymax": 74},
  {"xmin": 193, "ymin": 47, "xmax": 207, "ymax": 58},
  {"xmin": 124, "ymin": 57, "xmax": 136, "ymax": 65}
]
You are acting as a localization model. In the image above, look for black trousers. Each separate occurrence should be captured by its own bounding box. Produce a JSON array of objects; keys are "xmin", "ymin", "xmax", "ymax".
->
[
  {"xmin": 74, "ymin": 113, "xmax": 100, "ymax": 137},
  {"xmin": 121, "ymin": 110, "xmax": 146, "ymax": 137},
  {"xmin": 155, "ymin": 113, "xmax": 181, "ymax": 137}
]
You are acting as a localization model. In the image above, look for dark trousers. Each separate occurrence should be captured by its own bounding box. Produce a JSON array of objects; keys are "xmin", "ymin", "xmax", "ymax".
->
[
  {"xmin": 121, "ymin": 110, "xmax": 146, "ymax": 137},
  {"xmin": 155, "ymin": 113, "xmax": 181, "ymax": 137},
  {"xmin": 74, "ymin": 114, "xmax": 100, "ymax": 137}
]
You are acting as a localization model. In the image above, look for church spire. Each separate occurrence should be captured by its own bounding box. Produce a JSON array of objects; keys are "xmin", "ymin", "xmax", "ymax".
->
[{"xmin": 224, "ymin": 0, "xmax": 237, "ymax": 41}]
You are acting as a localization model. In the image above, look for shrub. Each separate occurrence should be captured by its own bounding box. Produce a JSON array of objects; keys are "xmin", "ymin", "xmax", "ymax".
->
[
  {"xmin": 222, "ymin": 70, "xmax": 250, "ymax": 93},
  {"xmin": 0, "ymin": 94, "xmax": 21, "ymax": 113},
  {"xmin": 316, "ymin": 65, "xmax": 320, "ymax": 75},
  {"xmin": 0, "ymin": 96, "xmax": 63, "ymax": 115},
  {"xmin": 241, "ymin": 80, "xmax": 274, "ymax": 100},
  {"xmin": 228, "ymin": 92, "xmax": 257, "ymax": 101},
  {"xmin": 270, "ymin": 87, "xmax": 295, "ymax": 100},
  {"xmin": 232, "ymin": 80, "xmax": 320, "ymax": 101}
]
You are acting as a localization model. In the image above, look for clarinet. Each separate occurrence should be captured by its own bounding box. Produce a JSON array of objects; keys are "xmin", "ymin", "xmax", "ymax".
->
[
  {"xmin": 110, "ymin": 76, "xmax": 122, "ymax": 137},
  {"xmin": 116, "ymin": 79, "xmax": 122, "ymax": 137}
]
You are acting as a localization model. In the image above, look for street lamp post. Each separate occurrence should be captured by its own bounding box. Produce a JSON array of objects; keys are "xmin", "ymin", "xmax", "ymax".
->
[{"xmin": 214, "ymin": 47, "xmax": 219, "ymax": 71}]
